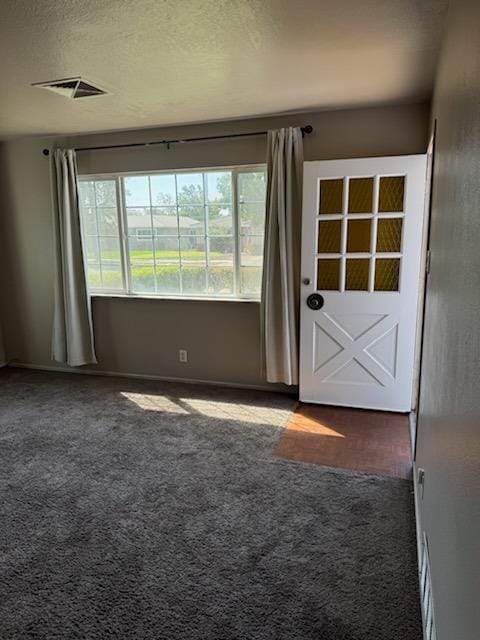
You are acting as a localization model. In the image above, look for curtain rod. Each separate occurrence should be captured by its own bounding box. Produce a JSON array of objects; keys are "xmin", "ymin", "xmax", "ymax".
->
[{"xmin": 42, "ymin": 125, "xmax": 313, "ymax": 156}]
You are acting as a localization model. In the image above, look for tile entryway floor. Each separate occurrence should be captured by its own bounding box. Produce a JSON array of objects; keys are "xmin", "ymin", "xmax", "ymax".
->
[{"xmin": 275, "ymin": 403, "xmax": 412, "ymax": 479}]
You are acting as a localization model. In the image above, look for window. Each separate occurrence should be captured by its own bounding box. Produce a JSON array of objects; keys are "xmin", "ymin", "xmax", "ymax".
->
[
  {"xmin": 78, "ymin": 166, "xmax": 267, "ymax": 299},
  {"xmin": 136, "ymin": 228, "xmax": 158, "ymax": 240}
]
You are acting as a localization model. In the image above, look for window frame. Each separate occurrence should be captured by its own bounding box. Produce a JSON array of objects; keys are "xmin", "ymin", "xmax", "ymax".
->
[{"xmin": 78, "ymin": 163, "xmax": 267, "ymax": 302}]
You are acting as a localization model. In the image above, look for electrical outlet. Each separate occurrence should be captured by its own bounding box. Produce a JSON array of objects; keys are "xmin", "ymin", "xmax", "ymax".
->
[{"xmin": 179, "ymin": 349, "xmax": 188, "ymax": 363}]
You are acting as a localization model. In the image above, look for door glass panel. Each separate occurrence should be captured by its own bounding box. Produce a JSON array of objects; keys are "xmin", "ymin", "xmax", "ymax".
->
[
  {"xmin": 379, "ymin": 176, "xmax": 405, "ymax": 212},
  {"xmin": 318, "ymin": 220, "xmax": 342, "ymax": 253},
  {"xmin": 319, "ymin": 179, "xmax": 343, "ymax": 214},
  {"xmin": 375, "ymin": 259, "xmax": 400, "ymax": 291},
  {"xmin": 347, "ymin": 219, "xmax": 371, "ymax": 252},
  {"xmin": 317, "ymin": 259, "xmax": 340, "ymax": 290},
  {"xmin": 376, "ymin": 218, "xmax": 403, "ymax": 252},
  {"xmin": 345, "ymin": 258, "xmax": 369, "ymax": 290},
  {"xmin": 348, "ymin": 178, "xmax": 373, "ymax": 213}
]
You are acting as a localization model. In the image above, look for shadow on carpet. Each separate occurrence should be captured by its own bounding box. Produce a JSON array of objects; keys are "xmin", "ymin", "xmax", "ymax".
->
[{"xmin": 0, "ymin": 369, "xmax": 422, "ymax": 639}]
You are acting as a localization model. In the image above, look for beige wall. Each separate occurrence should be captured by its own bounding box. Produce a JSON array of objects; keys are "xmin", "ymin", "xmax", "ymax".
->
[
  {"xmin": 415, "ymin": 1, "xmax": 480, "ymax": 638},
  {"xmin": 0, "ymin": 103, "xmax": 429, "ymax": 388}
]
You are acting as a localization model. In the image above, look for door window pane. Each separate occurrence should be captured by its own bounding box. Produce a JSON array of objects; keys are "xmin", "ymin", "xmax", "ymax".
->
[
  {"xmin": 347, "ymin": 219, "xmax": 371, "ymax": 253},
  {"xmin": 345, "ymin": 258, "xmax": 369, "ymax": 290},
  {"xmin": 318, "ymin": 220, "xmax": 342, "ymax": 253},
  {"xmin": 375, "ymin": 259, "xmax": 400, "ymax": 291},
  {"xmin": 376, "ymin": 218, "xmax": 403, "ymax": 253},
  {"xmin": 348, "ymin": 178, "xmax": 373, "ymax": 213},
  {"xmin": 379, "ymin": 176, "xmax": 404, "ymax": 212},
  {"xmin": 317, "ymin": 259, "xmax": 340, "ymax": 290},
  {"xmin": 319, "ymin": 179, "xmax": 343, "ymax": 214}
]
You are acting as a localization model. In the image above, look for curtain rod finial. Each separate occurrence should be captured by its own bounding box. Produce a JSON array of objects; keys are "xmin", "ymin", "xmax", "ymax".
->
[
  {"xmin": 43, "ymin": 148, "xmax": 50, "ymax": 156},
  {"xmin": 301, "ymin": 125, "xmax": 313, "ymax": 136}
]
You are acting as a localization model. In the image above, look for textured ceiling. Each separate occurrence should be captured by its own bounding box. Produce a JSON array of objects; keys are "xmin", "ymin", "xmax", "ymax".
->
[{"xmin": 0, "ymin": 0, "xmax": 447, "ymax": 138}]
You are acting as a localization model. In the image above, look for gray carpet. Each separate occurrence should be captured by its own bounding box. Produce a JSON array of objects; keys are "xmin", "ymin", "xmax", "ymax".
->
[{"xmin": 0, "ymin": 369, "xmax": 422, "ymax": 639}]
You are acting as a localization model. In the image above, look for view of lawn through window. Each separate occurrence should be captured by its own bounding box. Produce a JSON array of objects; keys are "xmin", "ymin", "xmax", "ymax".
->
[{"xmin": 78, "ymin": 166, "xmax": 267, "ymax": 298}]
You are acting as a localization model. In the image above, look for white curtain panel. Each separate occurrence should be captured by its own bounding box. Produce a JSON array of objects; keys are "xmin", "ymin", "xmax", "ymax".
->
[
  {"xmin": 50, "ymin": 149, "xmax": 97, "ymax": 366},
  {"xmin": 261, "ymin": 127, "xmax": 303, "ymax": 385}
]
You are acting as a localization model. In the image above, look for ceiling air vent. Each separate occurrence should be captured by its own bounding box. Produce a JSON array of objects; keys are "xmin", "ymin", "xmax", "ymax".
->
[{"xmin": 32, "ymin": 77, "xmax": 107, "ymax": 99}]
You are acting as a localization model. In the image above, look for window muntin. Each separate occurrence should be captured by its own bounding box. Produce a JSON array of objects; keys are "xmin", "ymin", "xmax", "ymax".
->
[{"xmin": 78, "ymin": 166, "xmax": 266, "ymax": 299}]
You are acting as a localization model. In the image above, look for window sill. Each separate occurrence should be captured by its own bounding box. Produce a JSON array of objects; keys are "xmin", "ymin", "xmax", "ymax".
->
[{"xmin": 90, "ymin": 292, "xmax": 260, "ymax": 304}]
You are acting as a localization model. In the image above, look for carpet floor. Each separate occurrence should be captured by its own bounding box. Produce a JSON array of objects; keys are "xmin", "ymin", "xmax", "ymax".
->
[{"xmin": 0, "ymin": 369, "xmax": 422, "ymax": 639}]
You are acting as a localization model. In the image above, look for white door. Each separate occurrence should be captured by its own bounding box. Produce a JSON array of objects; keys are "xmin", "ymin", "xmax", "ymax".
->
[{"xmin": 299, "ymin": 155, "xmax": 427, "ymax": 412}]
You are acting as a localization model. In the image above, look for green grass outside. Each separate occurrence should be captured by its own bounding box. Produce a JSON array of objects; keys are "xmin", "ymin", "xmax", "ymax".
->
[{"xmin": 95, "ymin": 249, "xmax": 223, "ymax": 262}]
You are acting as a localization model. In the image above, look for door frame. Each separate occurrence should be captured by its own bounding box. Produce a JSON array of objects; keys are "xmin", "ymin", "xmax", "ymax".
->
[{"xmin": 409, "ymin": 122, "xmax": 437, "ymax": 454}]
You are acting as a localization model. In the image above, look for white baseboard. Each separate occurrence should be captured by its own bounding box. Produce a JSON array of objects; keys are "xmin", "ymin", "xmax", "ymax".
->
[{"xmin": 7, "ymin": 361, "xmax": 290, "ymax": 394}]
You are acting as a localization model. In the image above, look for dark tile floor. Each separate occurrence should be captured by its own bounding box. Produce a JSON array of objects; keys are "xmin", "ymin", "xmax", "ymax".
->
[{"xmin": 275, "ymin": 403, "xmax": 412, "ymax": 478}]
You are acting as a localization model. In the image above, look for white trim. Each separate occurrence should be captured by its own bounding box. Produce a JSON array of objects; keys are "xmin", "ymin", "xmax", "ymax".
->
[
  {"xmin": 90, "ymin": 293, "xmax": 260, "ymax": 303},
  {"xmin": 8, "ymin": 362, "xmax": 291, "ymax": 393}
]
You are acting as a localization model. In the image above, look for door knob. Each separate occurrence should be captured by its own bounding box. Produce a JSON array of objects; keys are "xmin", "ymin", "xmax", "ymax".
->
[
  {"xmin": 302, "ymin": 277, "xmax": 311, "ymax": 285},
  {"xmin": 306, "ymin": 293, "xmax": 324, "ymax": 310}
]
